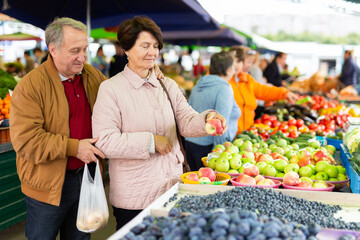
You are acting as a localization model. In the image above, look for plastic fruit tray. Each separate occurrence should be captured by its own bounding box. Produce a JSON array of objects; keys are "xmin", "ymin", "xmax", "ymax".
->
[
  {"xmin": 282, "ymin": 182, "xmax": 335, "ymax": 192},
  {"xmin": 314, "ymin": 179, "xmax": 349, "ymax": 190},
  {"xmin": 230, "ymin": 178, "xmax": 281, "ymax": 188},
  {"xmin": 263, "ymin": 175, "xmax": 283, "ymax": 181},
  {"xmin": 326, "ymin": 137, "xmax": 342, "ymax": 150},
  {"xmin": 201, "ymin": 157, "xmax": 208, "ymax": 167},
  {"xmin": 181, "ymin": 171, "xmax": 231, "ymax": 185}
]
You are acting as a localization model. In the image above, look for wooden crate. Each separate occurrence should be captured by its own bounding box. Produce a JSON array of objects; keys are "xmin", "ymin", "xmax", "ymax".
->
[{"xmin": 108, "ymin": 183, "xmax": 360, "ymax": 240}]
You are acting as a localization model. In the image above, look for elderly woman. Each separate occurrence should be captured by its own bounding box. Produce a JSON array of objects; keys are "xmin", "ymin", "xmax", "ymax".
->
[
  {"xmin": 184, "ymin": 52, "xmax": 241, "ymax": 171},
  {"xmin": 92, "ymin": 16, "xmax": 226, "ymax": 230}
]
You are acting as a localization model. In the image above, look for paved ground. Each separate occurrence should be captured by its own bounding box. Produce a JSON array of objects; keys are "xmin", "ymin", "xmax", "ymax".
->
[{"xmin": 0, "ymin": 178, "xmax": 117, "ymax": 240}]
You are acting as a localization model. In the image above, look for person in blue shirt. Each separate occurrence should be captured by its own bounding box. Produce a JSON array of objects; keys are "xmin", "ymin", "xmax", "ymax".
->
[
  {"xmin": 185, "ymin": 51, "xmax": 241, "ymax": 171},
  {"xmin": 92, "ymin": 46, "xmax": 108, "ymax": 76},
  {"xmin": 339, "ymin": 50, "xmax": 357, "ymax": 89}
]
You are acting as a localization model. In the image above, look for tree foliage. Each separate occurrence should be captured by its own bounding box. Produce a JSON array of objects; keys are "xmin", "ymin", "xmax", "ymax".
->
[{"xmin": 263, "ymin": 31, "xmax": 360, "ymax": 45}]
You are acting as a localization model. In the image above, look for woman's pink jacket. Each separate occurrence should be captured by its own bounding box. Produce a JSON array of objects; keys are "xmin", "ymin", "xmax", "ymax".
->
[{"xmin": 92, "ymin": 66, "xmax": 209, "ymax": 209}]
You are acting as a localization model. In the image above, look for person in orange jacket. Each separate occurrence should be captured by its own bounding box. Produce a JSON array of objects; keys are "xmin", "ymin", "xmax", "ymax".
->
[{"xmin": 228, "ymin": 46, "xmax": 298, "ymax": 134}]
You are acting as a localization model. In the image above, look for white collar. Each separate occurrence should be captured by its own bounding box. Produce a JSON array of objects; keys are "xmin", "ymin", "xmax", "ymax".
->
[{"xmin": 59, "ymin": 72, "xmax": 82, "ymax": 81}]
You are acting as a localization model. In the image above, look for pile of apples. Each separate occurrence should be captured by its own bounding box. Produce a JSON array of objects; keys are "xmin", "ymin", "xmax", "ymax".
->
[
  {"xmin": 184, "ymin": 167, "xmax": 216, "ymax": 183},
  {"xmin": 283, "ymin": 171, "xmax": 331, "ymax": 189},
  {"xmin": 233, "ymin": 173, "xmax": 277, "ymax": 186}
]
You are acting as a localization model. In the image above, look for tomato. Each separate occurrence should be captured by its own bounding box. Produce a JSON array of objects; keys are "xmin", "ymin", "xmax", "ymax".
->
[
  {"xmin": 268, "ymin": 115, "xmax": 277, "ymax": 122},
  {"xmin": 248, "ymin": 127, "xmax": 258, "ymax": 134},
  {"xmin": 260, "ymin": 131, "xmax": 269, "ymax": 140},
  {"xmin": 279, "ymin": 124, "xmax": 289, "ymax": 132},
  {"xmin": 308, "ymin": 123, "xmax": 318, "ymax": 130},
  {"xmin": 263, "ymin": 120, "xmax": 272, "ymax": 127},
  {"xmin": 271, "ymin": 120, "xmax": 281, "ymax": 128},
  {"xmin": 282, "ymin": 132, "xmax": 289, "ymax": 137},
  {"xmin": 254, "ymin": 119, "xmax": 262, "ymax": 124},
  {"xmin": 287, "ymin": 119, "xmax": 297, "ymax": 126},
  {"xmin": 288, "ymin": 130, "xmax": 299, "ymax": 138},
  {"xmin": 296, "ymin": 119, "xmax": 304, "ymax": 128},
  {"xmin": 261, "ymin": 114, "xmax": 270, "ymax": 122},
  {"xmin": 318, "ymin": 124, "xmax": 325, "ymax": 131}
]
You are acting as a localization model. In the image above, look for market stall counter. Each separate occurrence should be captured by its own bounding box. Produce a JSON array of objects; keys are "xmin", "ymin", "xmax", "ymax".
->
[
  {"xmin": 109, "ymin": 183, "xmax": 360, "ymax": 240},
  {"xmin": 0, "ymin": 142, "xmax": 26, "ymax": 231}
]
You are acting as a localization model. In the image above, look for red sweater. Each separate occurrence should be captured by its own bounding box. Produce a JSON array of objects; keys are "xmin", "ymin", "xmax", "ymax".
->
[{"xmin": 62, "ymin": 75, "xmax": 92, "ymax": 169}]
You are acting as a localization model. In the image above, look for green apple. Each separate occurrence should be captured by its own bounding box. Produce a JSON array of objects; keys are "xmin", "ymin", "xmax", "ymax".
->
[
  {"xmin": 208, "ymin": 157, "xmax": 218, "ymax": 170},
  {"xmin": 329, "ymin": 177, "xmax": 338, "ymax": 181},
  {"xmin": 284, "ymin": 163, "xmax": 299, "ymax": 173},
  {"xmin": 238, "ymin": 166, "xmax": 244, "ymax": 173},
  {"xmin": 315, "ymin": 172, "xmax": 329, "ymax": 180},
  {"xmin": 273, "ymin": 159, "xmax": 288, "ymax": 172},
  {"xmin": 225, "ymin": 145, "xmax": 239, "ymax": 154},
  {"xmin": 230, "ymin": 155, "xmax": 242, "ymax": 170},
  {"xmin": 232, "ymin": 139, "xmax": 244, "ymax": 149},
  {"xmin": 261, "ymin": 148, "xmax": 272, "ymax": 155},
  {"xmin": 253, "ymin": 143, "xmax": 260, "ymax": 149},
  {"xmin": 259, "ymin": 142, "xmax": 268, "ymax": 149},
  {"xmin": 219, "ymin": 152, "xmax": 232, "ymax": 160},
  {"xmin": 262, "ymin": 165, "xmax": 277, "ymax": 177},
  {"xmin": 309, "ymin": 141, "xmax": 321, "ymax": 149},
  {"xmin": 276, "ymin": 172, "xmax": 285, "ymax": 178},
  {"xmin": 242, "ymin": 157, "xmax": 255, "ymax": 165},
  {"xmin": 256, "ymin": 162, "xmax": 267, "ymax": 175},
  {"xmin": 308, "ymin": 164, "xmax": 316, "ymax": 175},
  {"xmin": 310, "ymin": 175, "xmax": 317, "ymax": 180},
  {"xmin": 291, "ymin": 143, "xmax": 299, "ymax": 151},
  {"xmin": 299, "ymin": 166, "xmax": 313, "ymax": 177},
  {"xmin": 315, "ymin": 161, "xmax": 330, "ymax": 173},
  {"xmin": 273, "ymin": 147, "xmax": 285, "ymax": 155},
  {"xmin": 313, "ymin": 180, "xmax": 328, "ymax": 188},
  {"xmin": 269, "ymin": 144, "xmax": 277, "ymax": 152},
  {"xmin": 336, "ymin": 166, "xmax": 346, "ymax": 175},
  {"xmin": 305, "ymin": 147, "xmax": 315, "ymax": 154},
  {"xmin": 325, "ymin": 145, "xmax": 336, "ymax": 156},
  {"xmin": 214, "ymin": 144, "xmax": 225, "ymax": 151},
  {"xmin": 240, "ymin": 142, "xmax": 253, "ymax": 152},
  {"xmin": 215, "ymin": 158, "xmax": 230, "ymax": 172},
  {"xmin": 227, "ymin": 169, "xmax": 239, "ymax": 174},
  {"xmin": 300, "ymin": 177, "xmax": 314, "ymax": 185},
  {"xmin": 277, "ymin": 139, "xmax": 287, "ymax": 148},
  {"xmin": 324, "ymin": 165, "xmax": 338, "ymax": 178},
  {"xmin": 285, "ymin": 150, "xmax": 295, "ymax": 160},
  {"xmin": 252, "ymin": 147, "xmax": 259, "ymax": 153},
  {"xmin": 337, "ymin": 173, "xmax": 347, "ymax": 181},
  {"xmin": 265, "ymin": 158, "xmax": 274, "ymax": 166}
]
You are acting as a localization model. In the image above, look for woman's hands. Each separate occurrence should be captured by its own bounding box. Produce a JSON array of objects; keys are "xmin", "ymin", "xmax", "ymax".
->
[
  {"xmin": 154, "ymin": 135, "xmax": 173, "ymax": 155},
  {"xmin": 205, "ymin": 111, "xmax": 228, "ymax": 136},
  {"xmin": 286, "ymin": 91, "xmax": 299, "ymax": 104}
]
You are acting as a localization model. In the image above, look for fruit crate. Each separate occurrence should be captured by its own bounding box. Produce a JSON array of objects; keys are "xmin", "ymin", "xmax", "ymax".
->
[
  {"xmin": 349, "ymin": 164, "xmax": 360, "ymax": 194},
  {"xmin": 108, "ymin": 183, "xmax": 360, "ymax": 240},
  {"xmin": 340, "ymin": 144, "xmax": 351, "ymax": 172}
]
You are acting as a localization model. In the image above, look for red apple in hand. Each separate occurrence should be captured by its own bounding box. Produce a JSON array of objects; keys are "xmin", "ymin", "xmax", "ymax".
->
[{"xmin": 205, "ymin": 119, "xmax": 224, "ymax": 136}]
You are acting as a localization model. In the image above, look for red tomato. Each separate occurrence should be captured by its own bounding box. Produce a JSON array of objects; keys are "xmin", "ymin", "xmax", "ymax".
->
[
  {"xmin": 279, "ymin": 124, "xmax": 289, "ymax": 132},
  {"xmin": 271, "ymin": 120, "xmax": 281, "ymax": 128},
  {"xmin": 263, "ymin": 120, "xmax": 272, "ymax": 127},
  {"xmin": 318, "ymin": 124, "xmax": 326, "ymax": 131},
  {"xmin": 288, "ymin": 130, "xmax": 299, "ymax": 138},
  {"xmin": 261, "ymin": 114, "xmax": 270, "ymax": 122},
  {"xmin": 268, "ymin": 115, "xmax": 277, "ymax": 122},
  {"xmin": 248, "ymin": 127, "xmax": 258, "ymax": 134},
  {"xmin": 260, "ymin": 131, "xmax": 269, "ymax": 140},
  {"xmin": 287, "ymin": 119, "xmax": 297, "ymax": 126},
  {"xmin": 255, "ymin": 119, "xmax": 262, "ymax": 124},
  {"xmin": 308, "ymin": 123, "xmax": 318, "ymax": 130},
  {"xmin": 296, "ymin": 119, "xmax": 304, "ymax": 128},
  {"xmin": 282, "ymin": 132, "xmax": 289, "ymax": 137}
]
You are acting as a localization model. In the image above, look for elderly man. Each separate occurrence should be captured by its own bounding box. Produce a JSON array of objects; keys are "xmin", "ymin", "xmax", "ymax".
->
[{"xmin": 10, "ymin": 17, "xmax": 106, "ymax": 240}]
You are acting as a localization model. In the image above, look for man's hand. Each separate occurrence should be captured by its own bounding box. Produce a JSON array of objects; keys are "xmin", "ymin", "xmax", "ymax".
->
[
  {"xmin": 154, "ymin": 64, "xmax": 164, "ymax": 80},
  {"xmin": 154, "ymin": 135, "xmax": 172, "ymax": 155},
  {"xmin": 206, "ymin": 111, "xmax": 228, "ymax": 136},
  {"xmin": 76, "ymin": 138, "xmax": 105, "ymax": 164}
]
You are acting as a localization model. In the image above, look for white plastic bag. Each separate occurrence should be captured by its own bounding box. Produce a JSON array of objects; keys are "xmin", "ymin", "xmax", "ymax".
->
[{"xmin": 76, "ymin": 161, "xmax": 109, "ymax": 232}]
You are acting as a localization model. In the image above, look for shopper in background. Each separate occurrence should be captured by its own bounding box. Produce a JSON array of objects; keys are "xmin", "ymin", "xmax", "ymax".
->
[
  {"xmin": 263, "ymin": 51, "xmax": 287, "ymax": 87},
  {"xmin": 10, "ymin": 17, "xmax": 107, "ymax": 240},
  {"xmin": 185, "ymin": 51, "xmax": 240, "ymax": 171},
  {"xmin": 109, "ymin": 42, "xmax": 128, "ymax": 77},
  {"xmin": 193, "ymin": 56, "xmax": 205, "ymax": 78},
  {"xmin": 24, "ymin": 50, "xmax": 35, "ymax": 74},
  {"xmin": 259, "ymin": 58, "xmax": 269, "ymax": 73},
  {"xmin": 92, "ymin": 46, "xmax": 108, "ymax": 76},
  {"xmin": 339, "ymin": 49, "xmax": 357, "ymax": 89},
  {"xmin": 228, "ymin": 46, "xmax": 298, "ymax": 134},
  {"xmin": 33, "ymin": 47, "xmax": 44, "ymax": 66},
  {"xmin": 92, "ymin": 16, "xmax": 227, "ymax": 230}
]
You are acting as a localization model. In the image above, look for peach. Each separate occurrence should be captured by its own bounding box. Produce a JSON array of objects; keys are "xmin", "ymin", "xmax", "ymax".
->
[
  {"xmin": 239, "ymin": 175, "xmax": 256, "ymax": 185},
  {"xmin": 243, "ymin": 164, "xmax": 259, "ymax": 177},
  {"xmin": 297, "ymin": 181, "xmax": 313, "ymax": 188},
  {"xmin": 186, "ymin": 173, "xmax": 199, "ymax": 181},
  {"xmin": 283, "ymin": 171, "xmax": 300, "ymax": 186},
  {"xmin": 198, "ymin": 167, "xmax": 216, "ymax": 182},
  {"xmin": 254, "ymin": 175, "xmax": 265, "ymax": 183}
]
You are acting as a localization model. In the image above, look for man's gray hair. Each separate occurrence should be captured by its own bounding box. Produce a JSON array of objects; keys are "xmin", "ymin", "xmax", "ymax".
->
[{"xmin": 45, "ymin": 17, "xmax": 87, "ymax": 48}]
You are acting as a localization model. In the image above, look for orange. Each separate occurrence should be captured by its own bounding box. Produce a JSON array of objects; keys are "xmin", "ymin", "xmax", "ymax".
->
[
  {"xmin": 3, "ymin": 99, "xmax": 10, "ymax": 105},
  {"xmin": 0, "ymin": 99, "xmax": 3, "ymax": 105},
  {"xmin": 1, "ymin": 108, "xmax": 8, "ymax": 115},
  {"xmin": 4, "ymin": 103, "xmax": 10, "ymax": 109},
  {"xmin": 4, "ymin": 113, "xmax": 9, "ymax": 119}
]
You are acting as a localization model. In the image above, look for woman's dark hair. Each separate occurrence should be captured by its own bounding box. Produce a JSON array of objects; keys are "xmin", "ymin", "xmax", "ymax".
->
[
  {"xmin": 209, "ymin": 51, "xmax": 234, "ymax": 76},
  {"xmin": 117, "ymin": 16, "xmax": 163, "ymax": 51},
  {"xmin": 229, "ymin": 46, "xmax": 245, "ymax": 63}
]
